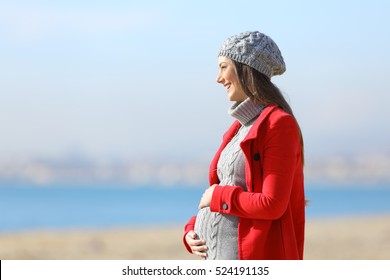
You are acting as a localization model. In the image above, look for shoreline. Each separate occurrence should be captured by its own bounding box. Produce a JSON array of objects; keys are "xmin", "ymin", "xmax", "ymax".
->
[{"xmin": 1, "ymin": 215, "xmax": 389, "ymax": 260}]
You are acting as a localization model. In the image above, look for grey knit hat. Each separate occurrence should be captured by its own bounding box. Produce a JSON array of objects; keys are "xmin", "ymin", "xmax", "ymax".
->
[{"xmin": 218, "ymin": 31, "xmax": 286, "ymax": 78}]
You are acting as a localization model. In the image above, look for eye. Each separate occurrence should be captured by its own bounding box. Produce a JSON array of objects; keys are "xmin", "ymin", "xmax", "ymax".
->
[{"xmin": 219, "ymin": 63, "xmax": 227, "ymax": 70}]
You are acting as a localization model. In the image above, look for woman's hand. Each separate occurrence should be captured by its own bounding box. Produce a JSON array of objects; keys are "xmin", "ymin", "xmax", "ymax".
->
[
  {"xmin": 198, "ymin": 184, "xmax": 218, "ymax": 209},
  {"xmin": 185, "ymin": 230, "xmax": 208, "ymax": 259}
]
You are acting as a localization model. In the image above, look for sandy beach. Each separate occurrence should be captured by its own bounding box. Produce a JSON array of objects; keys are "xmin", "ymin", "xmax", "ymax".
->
[{"xmin": 0, "ymin": 215, "xmax": 389, "ymax": 260}]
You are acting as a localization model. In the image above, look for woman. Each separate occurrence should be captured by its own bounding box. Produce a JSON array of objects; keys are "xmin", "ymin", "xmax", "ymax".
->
[{"xmin": 183, "ymin": 31, "xmax": 305, "ymax": 260}]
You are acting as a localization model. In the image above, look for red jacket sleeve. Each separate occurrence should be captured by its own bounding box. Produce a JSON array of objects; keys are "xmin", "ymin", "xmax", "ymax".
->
[
  {"xmin": 183, "ymin": 216, "xmax": 196, "ymax": 253},
  {"xmin": 210, "ymin": 114, "xmax": 301, "ymax": 220}
]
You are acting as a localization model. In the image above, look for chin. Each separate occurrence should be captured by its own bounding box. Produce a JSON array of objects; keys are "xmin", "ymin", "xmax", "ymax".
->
[
  {"xmin": 229, "ymin": 96, "xmax": 244, "ymax": 102},
  {"xmin": 228, "ymin": 92, "xmax": 246, "ymax": 102},
  {"xmin": 228, "ymin": 94, "xmax": 238, "ymax": 102}
]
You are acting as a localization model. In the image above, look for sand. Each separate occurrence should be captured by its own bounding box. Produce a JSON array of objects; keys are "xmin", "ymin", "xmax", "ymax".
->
[{"xmin": 0, "ymin": 215, "xmax": 389, "ymax": 260}]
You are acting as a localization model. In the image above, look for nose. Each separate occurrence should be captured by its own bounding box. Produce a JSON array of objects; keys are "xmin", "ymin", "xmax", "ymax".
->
[{"xmin": 216, "ymin": 72, "xmax": 223, "ymax": 84}]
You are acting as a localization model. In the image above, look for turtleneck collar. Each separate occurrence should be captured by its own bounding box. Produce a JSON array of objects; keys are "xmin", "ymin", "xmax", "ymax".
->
[{"xmin": 229, "ymin": 98, "xmax": 265, "ymax": 125}]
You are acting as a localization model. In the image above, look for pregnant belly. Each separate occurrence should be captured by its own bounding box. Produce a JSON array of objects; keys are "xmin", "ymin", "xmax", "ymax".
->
[{"xmin": 194, "ymin": 207, "xmax": 239, "ymax": 260}]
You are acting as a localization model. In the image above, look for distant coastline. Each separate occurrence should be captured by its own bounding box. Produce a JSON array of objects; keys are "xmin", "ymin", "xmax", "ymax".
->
[{"xmin": 1, "ymin": 153, "xmax": 390, "ymax": 187}]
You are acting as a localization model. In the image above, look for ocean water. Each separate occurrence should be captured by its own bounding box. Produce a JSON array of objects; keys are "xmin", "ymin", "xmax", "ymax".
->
[{"xmin": 0, "ymin": 181, "xmax": 389, "ymax": 232}]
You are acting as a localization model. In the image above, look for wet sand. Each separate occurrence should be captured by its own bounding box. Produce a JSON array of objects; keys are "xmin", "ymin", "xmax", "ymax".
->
[{"xmin": 0, "ymin": 215, "xmax": 389, "ymax": 260}]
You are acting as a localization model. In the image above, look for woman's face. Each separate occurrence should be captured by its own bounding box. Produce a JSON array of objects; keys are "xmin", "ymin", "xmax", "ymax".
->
[{"xmin": 216, "ymin": 56, "xmax": 247, "ymax": 102}]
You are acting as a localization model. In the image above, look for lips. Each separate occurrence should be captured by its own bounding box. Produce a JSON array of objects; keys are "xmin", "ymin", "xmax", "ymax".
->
[{"xmin": 224, "ymin": 83, "xmax": 231, "ymax": 91}]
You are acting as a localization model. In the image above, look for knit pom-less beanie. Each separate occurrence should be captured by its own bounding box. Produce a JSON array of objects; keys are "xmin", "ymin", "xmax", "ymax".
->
[{"xmin": 218, "ymin": 31, "xmax": 286, "ymax": 78}]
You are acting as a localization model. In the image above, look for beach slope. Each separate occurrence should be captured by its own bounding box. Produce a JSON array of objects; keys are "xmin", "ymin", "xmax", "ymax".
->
[{"xmin": 0, "ymin": 215, "xmax": 389, "ymax": 259}]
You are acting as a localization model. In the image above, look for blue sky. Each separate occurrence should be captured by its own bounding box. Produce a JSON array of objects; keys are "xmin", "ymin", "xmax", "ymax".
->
[{"xmin": 1, "ymin": 0, "xmax": 389, "ymax": 163}]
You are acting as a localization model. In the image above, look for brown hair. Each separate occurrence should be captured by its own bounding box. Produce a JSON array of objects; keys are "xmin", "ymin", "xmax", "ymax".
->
[{"xmin": 233, "ymin": 61, "xmax": 304, "ymax": 164}]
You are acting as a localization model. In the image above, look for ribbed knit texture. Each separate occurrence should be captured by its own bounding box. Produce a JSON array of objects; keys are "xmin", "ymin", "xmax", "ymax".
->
[{"xmin": 194, "ymin": 98, "xmax": 265, "ymax": 259}]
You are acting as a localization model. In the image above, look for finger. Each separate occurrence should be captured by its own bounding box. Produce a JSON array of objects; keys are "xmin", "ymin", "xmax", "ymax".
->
[
  {"xmin": 191, "ymin": 245, "xmax": 208, "ymax": 253},
  {"xmin": 186, "ymin": 230, "xmax": 197, "ymax": 239},
  {"xmin": 188, "ymin": 239, "xmax": 206, "ymax": 247},
  {"xmin": 194, "ymin": 252, "xmax": 207, "ymax": 259},
  {"xmin": 185, "ymin": 231, "xmax": 199, "ymax": 245},
  {"xmin": 192, "ymin": 247, "xmax": 208, "ymax": 258},
  {"xmin": 190, "ymin": 231, "xmax": 197, "ymax": 239}
]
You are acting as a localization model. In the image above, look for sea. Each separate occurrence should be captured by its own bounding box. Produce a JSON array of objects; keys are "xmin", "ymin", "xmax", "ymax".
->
[{"xmin": 0, "ymin": 180, "xmax": 389, "ymax": 232}]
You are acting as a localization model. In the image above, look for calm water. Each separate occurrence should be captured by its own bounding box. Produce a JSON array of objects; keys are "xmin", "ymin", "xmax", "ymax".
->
[{"xmin": 0, "ymin": 182, "xmax": 389, "ymax": 232}]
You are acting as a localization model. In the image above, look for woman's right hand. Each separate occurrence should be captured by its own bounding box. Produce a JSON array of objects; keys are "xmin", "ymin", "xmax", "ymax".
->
[{"xmin": 185, "ymin": 230, "xmax": 208, "ymax": 259}]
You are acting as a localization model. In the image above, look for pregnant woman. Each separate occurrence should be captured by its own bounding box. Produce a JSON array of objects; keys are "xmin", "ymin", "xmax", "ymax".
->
[{"xmin": 183, "ymin": 31, "xmax": 305, "ymax": 260}]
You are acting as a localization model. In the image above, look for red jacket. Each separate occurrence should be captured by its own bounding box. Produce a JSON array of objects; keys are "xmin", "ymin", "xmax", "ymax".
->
[{"xmin": 184, "ymin": 105, "xmax": 305, "ymax": 259}]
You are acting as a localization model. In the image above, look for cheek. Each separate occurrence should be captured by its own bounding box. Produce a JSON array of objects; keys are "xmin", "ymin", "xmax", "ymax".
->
[
  {"xmin": 228, "ymin": 69, "xmax": 240, "ymax": 85},
  {"xmin": 232, "ymin": 77, "xmax": 242, "ymax": 91}
]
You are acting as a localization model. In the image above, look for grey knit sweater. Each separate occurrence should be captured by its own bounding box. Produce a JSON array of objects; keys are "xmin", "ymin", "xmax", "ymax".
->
[{"xmin": 194, "ymin": 98, "xmax": 265, "ymax": 259}]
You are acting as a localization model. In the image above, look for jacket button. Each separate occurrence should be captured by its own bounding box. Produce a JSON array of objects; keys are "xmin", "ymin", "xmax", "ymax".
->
[
  {"xmin": 222, "ymin": 203, "xmax": 228, "ymax": 210},
  {"xmin": 254, "ymin": 153, "xmax": 260, "ymax": 161}
]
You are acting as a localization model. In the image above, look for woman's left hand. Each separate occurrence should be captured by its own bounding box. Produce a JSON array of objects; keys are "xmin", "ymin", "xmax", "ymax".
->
[{"xmin": 198, "ymin": 184, "xmax": 218, "ymax": 209}]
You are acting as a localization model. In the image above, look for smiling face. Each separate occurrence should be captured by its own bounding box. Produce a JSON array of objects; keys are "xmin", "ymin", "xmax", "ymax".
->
[{"xmin": 216, "ymin": 56, "xmax": 248, "ymax": 102}]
